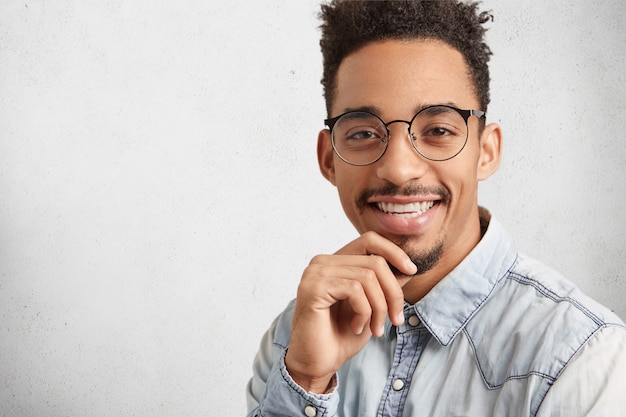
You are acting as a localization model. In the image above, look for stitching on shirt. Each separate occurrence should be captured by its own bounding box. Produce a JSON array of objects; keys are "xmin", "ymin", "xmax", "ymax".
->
[
  {"xmin": 463, "ymin": 267, "xmax": 615, "ymax": 389},
  {"xmin": 273, "ymin": 341, "xmax": 288, "ymax": 350},
  {"xmin": 423, "ymin": 254, "xmax": 518, "ymax": 346},
  {"xmin": 532, "ymin": 323, "xmax": 624, "ymax": 417},
  {"xmin": 377, "ymin": 328, "xmax": 423, "ymax": 417},
  {"xmin": 463, "ymin": 327, "xmax": 557, "ymax": 389},
  {"xmin": 377, "ymin": 330, "xmax": 407, "ymax": 417},
  {"xmin": 398, "ymin": 331, "xmax": 422, "ymax": 414},
  {"xmin": 507, "ymin": 272, "xmax": 606, "ymax": 326},
  {"xmin": 556, "ymin": 323, "xmax": 622, "ymax": 380},
  {"xmin": 277, "ymin": 349, "xmax": 333, "ymax": 417},
  {"xmin": 464, "ymin": 283, "xmax": 623, "ymax": 417}
]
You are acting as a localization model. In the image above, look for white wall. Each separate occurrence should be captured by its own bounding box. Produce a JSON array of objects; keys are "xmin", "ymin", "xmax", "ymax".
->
[{"xmin": 0, "ymin": 1, "xmax": 624, "ymax": 416}]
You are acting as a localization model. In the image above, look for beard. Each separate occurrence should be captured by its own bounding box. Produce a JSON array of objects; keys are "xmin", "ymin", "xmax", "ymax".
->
[{"xmin": 392, "ymin": 235, "xmax": 444, "ymax": 276}]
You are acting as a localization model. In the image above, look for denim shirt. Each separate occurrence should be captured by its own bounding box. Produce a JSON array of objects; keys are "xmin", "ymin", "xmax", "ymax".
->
[{"xmin": 246, "ymin": 215, "xmax": 626, "ymax": 416}]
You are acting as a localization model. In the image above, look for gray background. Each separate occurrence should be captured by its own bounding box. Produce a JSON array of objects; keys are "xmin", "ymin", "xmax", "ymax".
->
[{"xmin": 1, "ymin": 1, "xmax": 624, "ymax": 416}]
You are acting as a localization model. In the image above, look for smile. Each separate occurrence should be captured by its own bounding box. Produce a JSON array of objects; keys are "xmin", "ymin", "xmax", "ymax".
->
[{"xmin": 376, "ymin": 201, "xmax": 435, "ymax": 219}]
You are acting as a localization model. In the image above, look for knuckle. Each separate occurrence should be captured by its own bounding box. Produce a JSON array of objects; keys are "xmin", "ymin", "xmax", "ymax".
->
[
  {"xmin": 359, "ymin": 268, "xmax": 378, "ymax": 285},
  {"xmin": 353, "ymin": 300, "xmax": 372, "ymax": 316},
  {"xmin": 368, "ymin": 254, "xmax": 389, "ymax": 270},
  {"xmin": 296, "ymin": 278, "xmax": 314, "ymax": 296},
  {"xmin": 309, "ymin": 254, "xmax": 328, "ymax": 265},
  {"xmin": 360, "ymin": 231, "xmax": 380, "ymax": 244},
  {"xmin": 345, "ymin": 278, "xmax": 364, "ymax": 293},
  {"xmin": 298, "ymin": 265, "xmax": 326, "ymax": 291}
]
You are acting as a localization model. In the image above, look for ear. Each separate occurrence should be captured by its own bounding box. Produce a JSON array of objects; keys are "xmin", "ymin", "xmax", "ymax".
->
[
  {"xmin": 476, "ymin": 122, "xmax": 502, "ymax": 181},
  {"xmin": 317, "ymin": 129, "xmax": 337, "ymax": 185}
]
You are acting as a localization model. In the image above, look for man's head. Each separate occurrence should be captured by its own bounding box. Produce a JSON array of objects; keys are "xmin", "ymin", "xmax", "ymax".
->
[
  {"xmin": 316, "ymin": 1, "xmax": 502, "ymax": 298},
  {"xmin": 319, "ymin": 0, "xmax": 493, "ymax": 115}
]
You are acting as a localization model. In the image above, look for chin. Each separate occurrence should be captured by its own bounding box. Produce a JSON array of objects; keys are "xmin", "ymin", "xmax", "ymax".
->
[{"xmin": 400, "ymin": 237, "xmax": 444, "ymax": 276}]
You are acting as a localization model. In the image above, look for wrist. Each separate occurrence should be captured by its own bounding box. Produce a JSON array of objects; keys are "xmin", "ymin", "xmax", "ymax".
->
[{"xmin": 285, "ymin": 349, "xmax": 337, "ymax": 394}]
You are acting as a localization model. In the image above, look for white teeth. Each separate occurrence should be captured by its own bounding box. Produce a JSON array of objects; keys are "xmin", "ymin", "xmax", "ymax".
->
[{"xmin": 377, "ymin": 201, "xmax": 435, "ymax": 218}]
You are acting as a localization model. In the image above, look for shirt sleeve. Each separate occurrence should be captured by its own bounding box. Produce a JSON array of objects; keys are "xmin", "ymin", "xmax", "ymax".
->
[
  {"xmin": 536, "ymin": 324, "xmax": 626, "ymax": 417},
  {"xmin": 246, "ymin": 308, "xmax": 340, "ymax": 417}
]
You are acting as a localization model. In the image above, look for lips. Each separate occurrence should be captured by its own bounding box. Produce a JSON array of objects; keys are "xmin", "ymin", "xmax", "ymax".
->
[
  {"xmin": 364, "ymin": 190, "xmax": 445, "ymax": 236},
  {"xmin": 376, "ymin": 201, "xmax": 435, "ymax": 219},
  {"xmin": 356, "ymin": 183, "xmax": 449, "ymax": 235}
]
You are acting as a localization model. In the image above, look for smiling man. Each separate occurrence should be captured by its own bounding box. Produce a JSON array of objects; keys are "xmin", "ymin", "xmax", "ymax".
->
[{"xmin": 246, "ymin": 1, "xmax": 626, "ymax": 416}]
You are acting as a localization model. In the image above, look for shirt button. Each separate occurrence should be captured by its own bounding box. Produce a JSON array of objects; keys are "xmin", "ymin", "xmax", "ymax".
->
[
  {"xmin": 392, "ymin": 379, "xmax": 405, "ymax": 391},
  {"xmin": 304, "ymin": 405, "xmax": 317, "ymax": 417},
  {"xmin": 408, "ymin": 315, "xmax": 420, "ymax": 327}
]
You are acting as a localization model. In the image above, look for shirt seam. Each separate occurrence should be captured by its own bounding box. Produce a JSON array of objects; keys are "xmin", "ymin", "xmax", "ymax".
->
[
  {"xmin": 507, "ymin": 272, "xmax": 611, "ymax": 327},
  {"xmin": 533, "ymin": 323, "xmax": 624, "ymax": 417},
  {"xmin": 463, "ymin": 327, "xmax": 558, "ymax": 389},
  {"xmin": 420, "ymin": 254, "xmax": 518, "ymax": 346},
  {"xmin": 463, "ymin": 269, "xmax": 619, "ymax": 389},
  {"xmin": 277, "ymin": 349, "xmax": 333, "ymax": 417}
]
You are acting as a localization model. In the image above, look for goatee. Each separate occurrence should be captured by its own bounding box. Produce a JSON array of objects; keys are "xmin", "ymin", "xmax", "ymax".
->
[{"xmin": 390, "ymin": 237, "xmax": 443, "ymax": 276}]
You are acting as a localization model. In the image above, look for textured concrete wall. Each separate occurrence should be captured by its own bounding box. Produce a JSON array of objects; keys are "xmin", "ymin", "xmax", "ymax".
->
[{"xmin": 1, "ymin": 1, "xmax": 624, "ymax": 416}]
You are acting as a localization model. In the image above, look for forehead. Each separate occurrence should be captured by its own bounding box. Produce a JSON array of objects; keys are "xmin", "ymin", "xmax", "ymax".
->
[{"xmin": 332, "ymin": 40, "xmax": 477, "ymax": 117}]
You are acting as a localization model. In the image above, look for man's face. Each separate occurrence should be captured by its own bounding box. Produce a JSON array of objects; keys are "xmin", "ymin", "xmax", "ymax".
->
[{"xmin": 318, "ymin": 39, "xmax": 500, "ymax": 291}]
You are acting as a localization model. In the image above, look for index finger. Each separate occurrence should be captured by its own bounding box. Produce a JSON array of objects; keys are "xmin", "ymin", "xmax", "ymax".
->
[{"xmin": 336, "ymin": 231, "xmax": 418, "ymax": 276}]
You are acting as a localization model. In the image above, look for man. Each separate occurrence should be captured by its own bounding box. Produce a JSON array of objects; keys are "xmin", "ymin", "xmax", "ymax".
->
[{"xmin": 246, "ymin": 1, "xmax": 626, "ymax": 416}]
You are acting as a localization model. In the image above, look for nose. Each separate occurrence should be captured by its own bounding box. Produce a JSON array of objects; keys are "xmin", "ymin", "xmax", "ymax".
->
[{"xmin": 375, "ymin": 122, "xmax": 428, "ymax": 186}]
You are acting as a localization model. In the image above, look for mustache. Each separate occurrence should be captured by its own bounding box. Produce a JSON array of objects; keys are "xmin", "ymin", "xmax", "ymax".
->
[{"xmin": 356, "ymin": 182, "xmax": 451, "ymax": 210}]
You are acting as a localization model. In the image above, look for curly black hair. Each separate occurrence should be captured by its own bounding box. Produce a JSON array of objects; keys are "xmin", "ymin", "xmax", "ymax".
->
[{"xmin": 319, "ymin": 0, "xmax": 493, "ymax": 115}]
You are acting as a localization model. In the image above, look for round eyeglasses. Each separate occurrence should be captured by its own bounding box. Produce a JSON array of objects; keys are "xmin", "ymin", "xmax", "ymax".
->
[{"xmin": 324, "ymin": 105, "xmax": 486, "ymax": 166}]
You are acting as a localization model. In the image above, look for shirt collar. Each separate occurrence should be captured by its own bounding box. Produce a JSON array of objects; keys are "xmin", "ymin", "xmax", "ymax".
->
[{"xmin": 385, "ymin": 209, "xmax": 518, "ymax": 344}]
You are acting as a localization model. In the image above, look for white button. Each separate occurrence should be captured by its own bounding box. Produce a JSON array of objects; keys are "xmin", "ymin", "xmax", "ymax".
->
[
  {"xmin": 304, "ymin": 405, "xmax": 317, "ymax": 417},
  {"xmin": 392, "ymin": 379, "xmax": 405, "ymax": 391},
  {"xmin": 408, "ymin": 315, "xmax": 420, "ymax": 327}
]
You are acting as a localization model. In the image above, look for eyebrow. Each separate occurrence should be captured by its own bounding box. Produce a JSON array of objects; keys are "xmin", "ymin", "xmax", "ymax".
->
[{"xmin": 338, "ymin": 101, "xmax": 459, "ymax": 118}]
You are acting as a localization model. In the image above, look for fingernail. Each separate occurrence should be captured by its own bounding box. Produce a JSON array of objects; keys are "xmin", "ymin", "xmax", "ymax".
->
[{"xmin": 396, "ymin": 312, "xmax": 405, "ymax": 325}]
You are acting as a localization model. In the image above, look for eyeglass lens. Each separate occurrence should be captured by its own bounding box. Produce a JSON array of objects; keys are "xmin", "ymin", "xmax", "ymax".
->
[{"xmin": 331, "ymin": 105, "xmax": 469, "ymax": 165}]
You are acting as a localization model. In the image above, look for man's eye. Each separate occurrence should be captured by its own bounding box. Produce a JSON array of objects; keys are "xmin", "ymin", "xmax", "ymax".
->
[
  {"xmin": 347, "ymin": 130, "xmax": 382, "ymax": 140},
  {"xmin": 425, "ymin": 127, "xmax": 452, "ymax": 137}
]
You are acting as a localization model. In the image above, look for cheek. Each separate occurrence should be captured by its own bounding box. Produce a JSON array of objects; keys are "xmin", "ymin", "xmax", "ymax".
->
[
  {"xmin": 448, "ymin": 144, "xmax": 481, "ymax": 179},
  {"xmin": 333, "ymin": 166, "xmax": 370, "ymax": 226},
  {"xmin": 334, "ymin": 164, "xmax": 365, "ymax": 194},
  {"xmin": 335, "ymin": 177, "xmax": 359, "ymax": 214},
  {"xmin": 437, "ymin": 156, "xmax": 481, "ymax": 202}
]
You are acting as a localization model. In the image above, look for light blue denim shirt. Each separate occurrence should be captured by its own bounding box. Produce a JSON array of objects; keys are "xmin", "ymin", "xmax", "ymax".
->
[{"xmin": 247, "ymin": 214, "xmax": 626, "ymax": 416}]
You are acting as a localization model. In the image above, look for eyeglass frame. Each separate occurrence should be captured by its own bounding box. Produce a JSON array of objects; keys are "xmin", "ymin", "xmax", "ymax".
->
[{"xmin": 324, "ymin": 105, "xmax": 486, "ymax": 166}]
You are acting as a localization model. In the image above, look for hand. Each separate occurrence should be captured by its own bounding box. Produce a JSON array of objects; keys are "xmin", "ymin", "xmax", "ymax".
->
[{"xmin": 284, "ymin": 231, "xmax": 417, "ymax": 393}]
